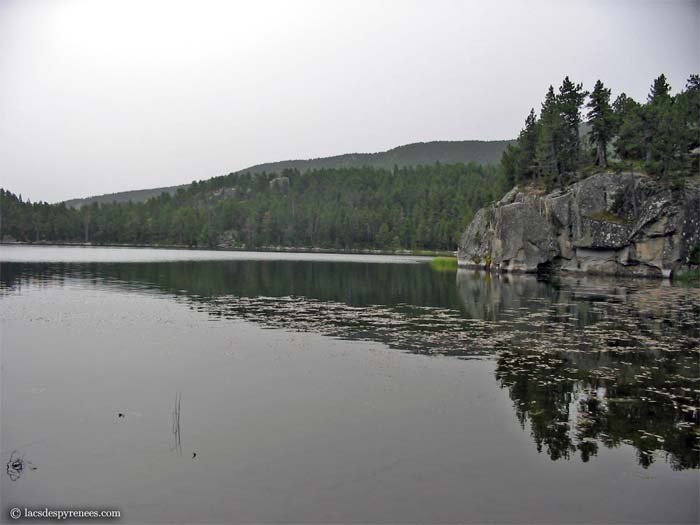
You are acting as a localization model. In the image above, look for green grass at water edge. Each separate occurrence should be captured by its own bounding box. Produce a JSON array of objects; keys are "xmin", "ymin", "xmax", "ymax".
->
[{"xmin": 430, "ymin": 256, "xmax": 458, "ymax": 271}]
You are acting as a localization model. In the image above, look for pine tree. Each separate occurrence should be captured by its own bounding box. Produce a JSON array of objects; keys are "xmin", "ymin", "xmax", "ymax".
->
[
  {"xmin": 556, "ymin": 76, "xmax": 589, "ymax": 176},
  {"xmin": 586, "ymin": 80, "xmax": 615, "ymax": 167},
  {"xmin": 501, "ymin": 143, "xmax": 521, "ymax": 187},
  {"xmin": 644, "ymin": 74, "xmax": 674, "ymax": 167},
  {"xmin": 501, "ymin": 108, "xmax": 540, "ymax": 186},
  {"xmin": 517, "ymin": 108, "xmax": 539, "ymax": 180},
  {"xmin": 613, "ymin": 93, "xmax": 644, "ymax": 160},
  {"xmin": 535, "ymin": 86, "xmax": 562, "ymax": 184},
  {"xmin": 674, "ymin": 74, "xmax": 700, "ymax": 172},
  {"xmin": 684, "ymin": 74, "xmax": 700, "ymax": 128},
  {"xmin": 648, "ymin": 74, "xmax": 672, "ymax": 104}
]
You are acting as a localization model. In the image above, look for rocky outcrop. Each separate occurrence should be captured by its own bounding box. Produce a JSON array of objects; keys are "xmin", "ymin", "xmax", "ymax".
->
[
  {"xmin": 269, "ymin": 176, "xmax": 290, "ymax": 193},
  {"xmin": 458, "ymin": 172, "xmax": 700, "ymax": 278}
]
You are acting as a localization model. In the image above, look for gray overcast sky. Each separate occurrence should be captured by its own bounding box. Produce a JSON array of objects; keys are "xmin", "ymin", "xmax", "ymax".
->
[{"xmin": 1, "ymin": 0, "xmax": 698, "ymax": 202}]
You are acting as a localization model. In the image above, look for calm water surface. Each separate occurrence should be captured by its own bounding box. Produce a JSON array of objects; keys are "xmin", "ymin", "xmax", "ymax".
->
[{"xmin": 1, "ymin": 246, "xmax": 698, "ymax": 523}]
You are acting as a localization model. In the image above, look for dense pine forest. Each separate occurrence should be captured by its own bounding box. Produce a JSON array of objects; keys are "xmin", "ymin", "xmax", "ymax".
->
[
  {"xmin": 0, "ymin": 163, "xmax": 505, "ymax": 251},
  {"xmin": 503, "ymin": 74, "xmax": 699, "ymax": 188},
  {"xmin": 1, "ymin": 74, "xmax": 698, "ymax": 252}
]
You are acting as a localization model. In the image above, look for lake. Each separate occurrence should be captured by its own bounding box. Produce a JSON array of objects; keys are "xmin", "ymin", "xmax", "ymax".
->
[{"xmin": 1, "ymin": 245, "xmax": 698, "ymax": 523}]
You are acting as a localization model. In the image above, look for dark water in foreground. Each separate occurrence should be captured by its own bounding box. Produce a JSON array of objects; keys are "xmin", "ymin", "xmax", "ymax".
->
[{"xmin": 1, "ymin": 246, "xmax": 698, "ymax": 523}]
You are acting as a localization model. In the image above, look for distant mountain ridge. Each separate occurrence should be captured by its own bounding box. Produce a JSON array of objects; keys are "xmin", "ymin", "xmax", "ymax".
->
[
  {"xmin": 242, "ymin": 139, "xmax": 513, "ymax": 173},
  {"xmin": 62, "ymin": 139, "xmax": 513, "ymax": 208}
]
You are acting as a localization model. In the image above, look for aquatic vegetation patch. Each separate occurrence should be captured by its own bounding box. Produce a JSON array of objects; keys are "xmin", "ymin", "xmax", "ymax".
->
[{"xmin": 5, "ymin": 450, "xmax": 36, "ymax": 481}]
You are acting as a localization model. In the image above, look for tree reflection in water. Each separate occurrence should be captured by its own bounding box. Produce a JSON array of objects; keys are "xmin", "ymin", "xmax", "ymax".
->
[{"xmin": 484, "ymin": 274, "xmax": 699, "ymax": 470}]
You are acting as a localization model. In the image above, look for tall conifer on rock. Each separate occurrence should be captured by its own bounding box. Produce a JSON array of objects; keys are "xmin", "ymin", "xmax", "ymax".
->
[
  {"xmin": 674, "ymin": 74, "xmax": 700, "ymax": 172},
  {"xmin": 586, "ymin": 80, "xmax": 615, "ymax": 167},
  {"xmin": 535, "ymin": 85, "xmax": 561, "ymax": 183},
  {"xmin": 613, "ymin": 93, "xmax": 644, "ymax": 160},
  {"xmin": 644, "ymin": 74, "xmax": 674, "ymax": 169},
  {"xmin": 556, "ymin": 76, "xmax": 588, "ymax": 175},
  {"xmin": 503, "ymin": 108, "xmax": 540, "ymax": 186},
  {"xmin": 518, "ymin": 109, "xmax": 540, "ymax": 180}
]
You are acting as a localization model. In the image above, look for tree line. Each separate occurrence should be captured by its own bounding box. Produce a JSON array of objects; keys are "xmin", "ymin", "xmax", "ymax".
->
[
  {"xmin": 0, "ymin": 163, "xmax": 505, "ymax": 251},
  {"xmin": 502, "ymin": 74, "xmax": 699, "ymax": 188}
]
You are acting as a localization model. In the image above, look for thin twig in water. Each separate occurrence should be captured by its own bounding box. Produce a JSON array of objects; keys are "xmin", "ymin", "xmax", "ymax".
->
[{"xmin": 170, "ymin": 391, "xmax": 182, "ymax": 456}]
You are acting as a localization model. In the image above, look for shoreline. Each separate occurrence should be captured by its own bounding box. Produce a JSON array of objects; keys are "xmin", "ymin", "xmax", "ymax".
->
[{"xmin": 0, "ymin": 240, "xmax": 455, "ymax": 258}]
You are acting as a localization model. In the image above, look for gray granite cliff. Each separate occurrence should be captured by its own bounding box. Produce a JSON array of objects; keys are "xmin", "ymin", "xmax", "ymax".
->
[{"xmin": 458, "ymin": 173, "xmax": 700, "ymax": 278}]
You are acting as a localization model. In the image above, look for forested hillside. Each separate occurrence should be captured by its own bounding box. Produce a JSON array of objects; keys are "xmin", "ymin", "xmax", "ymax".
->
[
  {"xmin": 62, "ymin": 140, "xmax": 512, "ymax": 208},
  {"xmin": 1, "ymin": 163, "xmax": 505, "ymax": 251}
]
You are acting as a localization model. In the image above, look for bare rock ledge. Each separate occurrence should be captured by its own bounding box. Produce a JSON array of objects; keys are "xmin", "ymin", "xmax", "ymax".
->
[{"xmin": 458, "ymin": 172, "xmax": 700, "ymax": 278}]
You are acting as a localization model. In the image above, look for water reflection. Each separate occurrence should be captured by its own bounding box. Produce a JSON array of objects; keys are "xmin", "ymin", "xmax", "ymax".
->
[
  {"xmin": 496, "ymin": 347, "xmax": 699, "ymax": 469},
  {"xmin": 1, "ymin": 260, "xmax": 698, "ymax": 470},
  {"xmin": 458, "ymin": 271, "xmax": 699, "ymax": 470}
]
